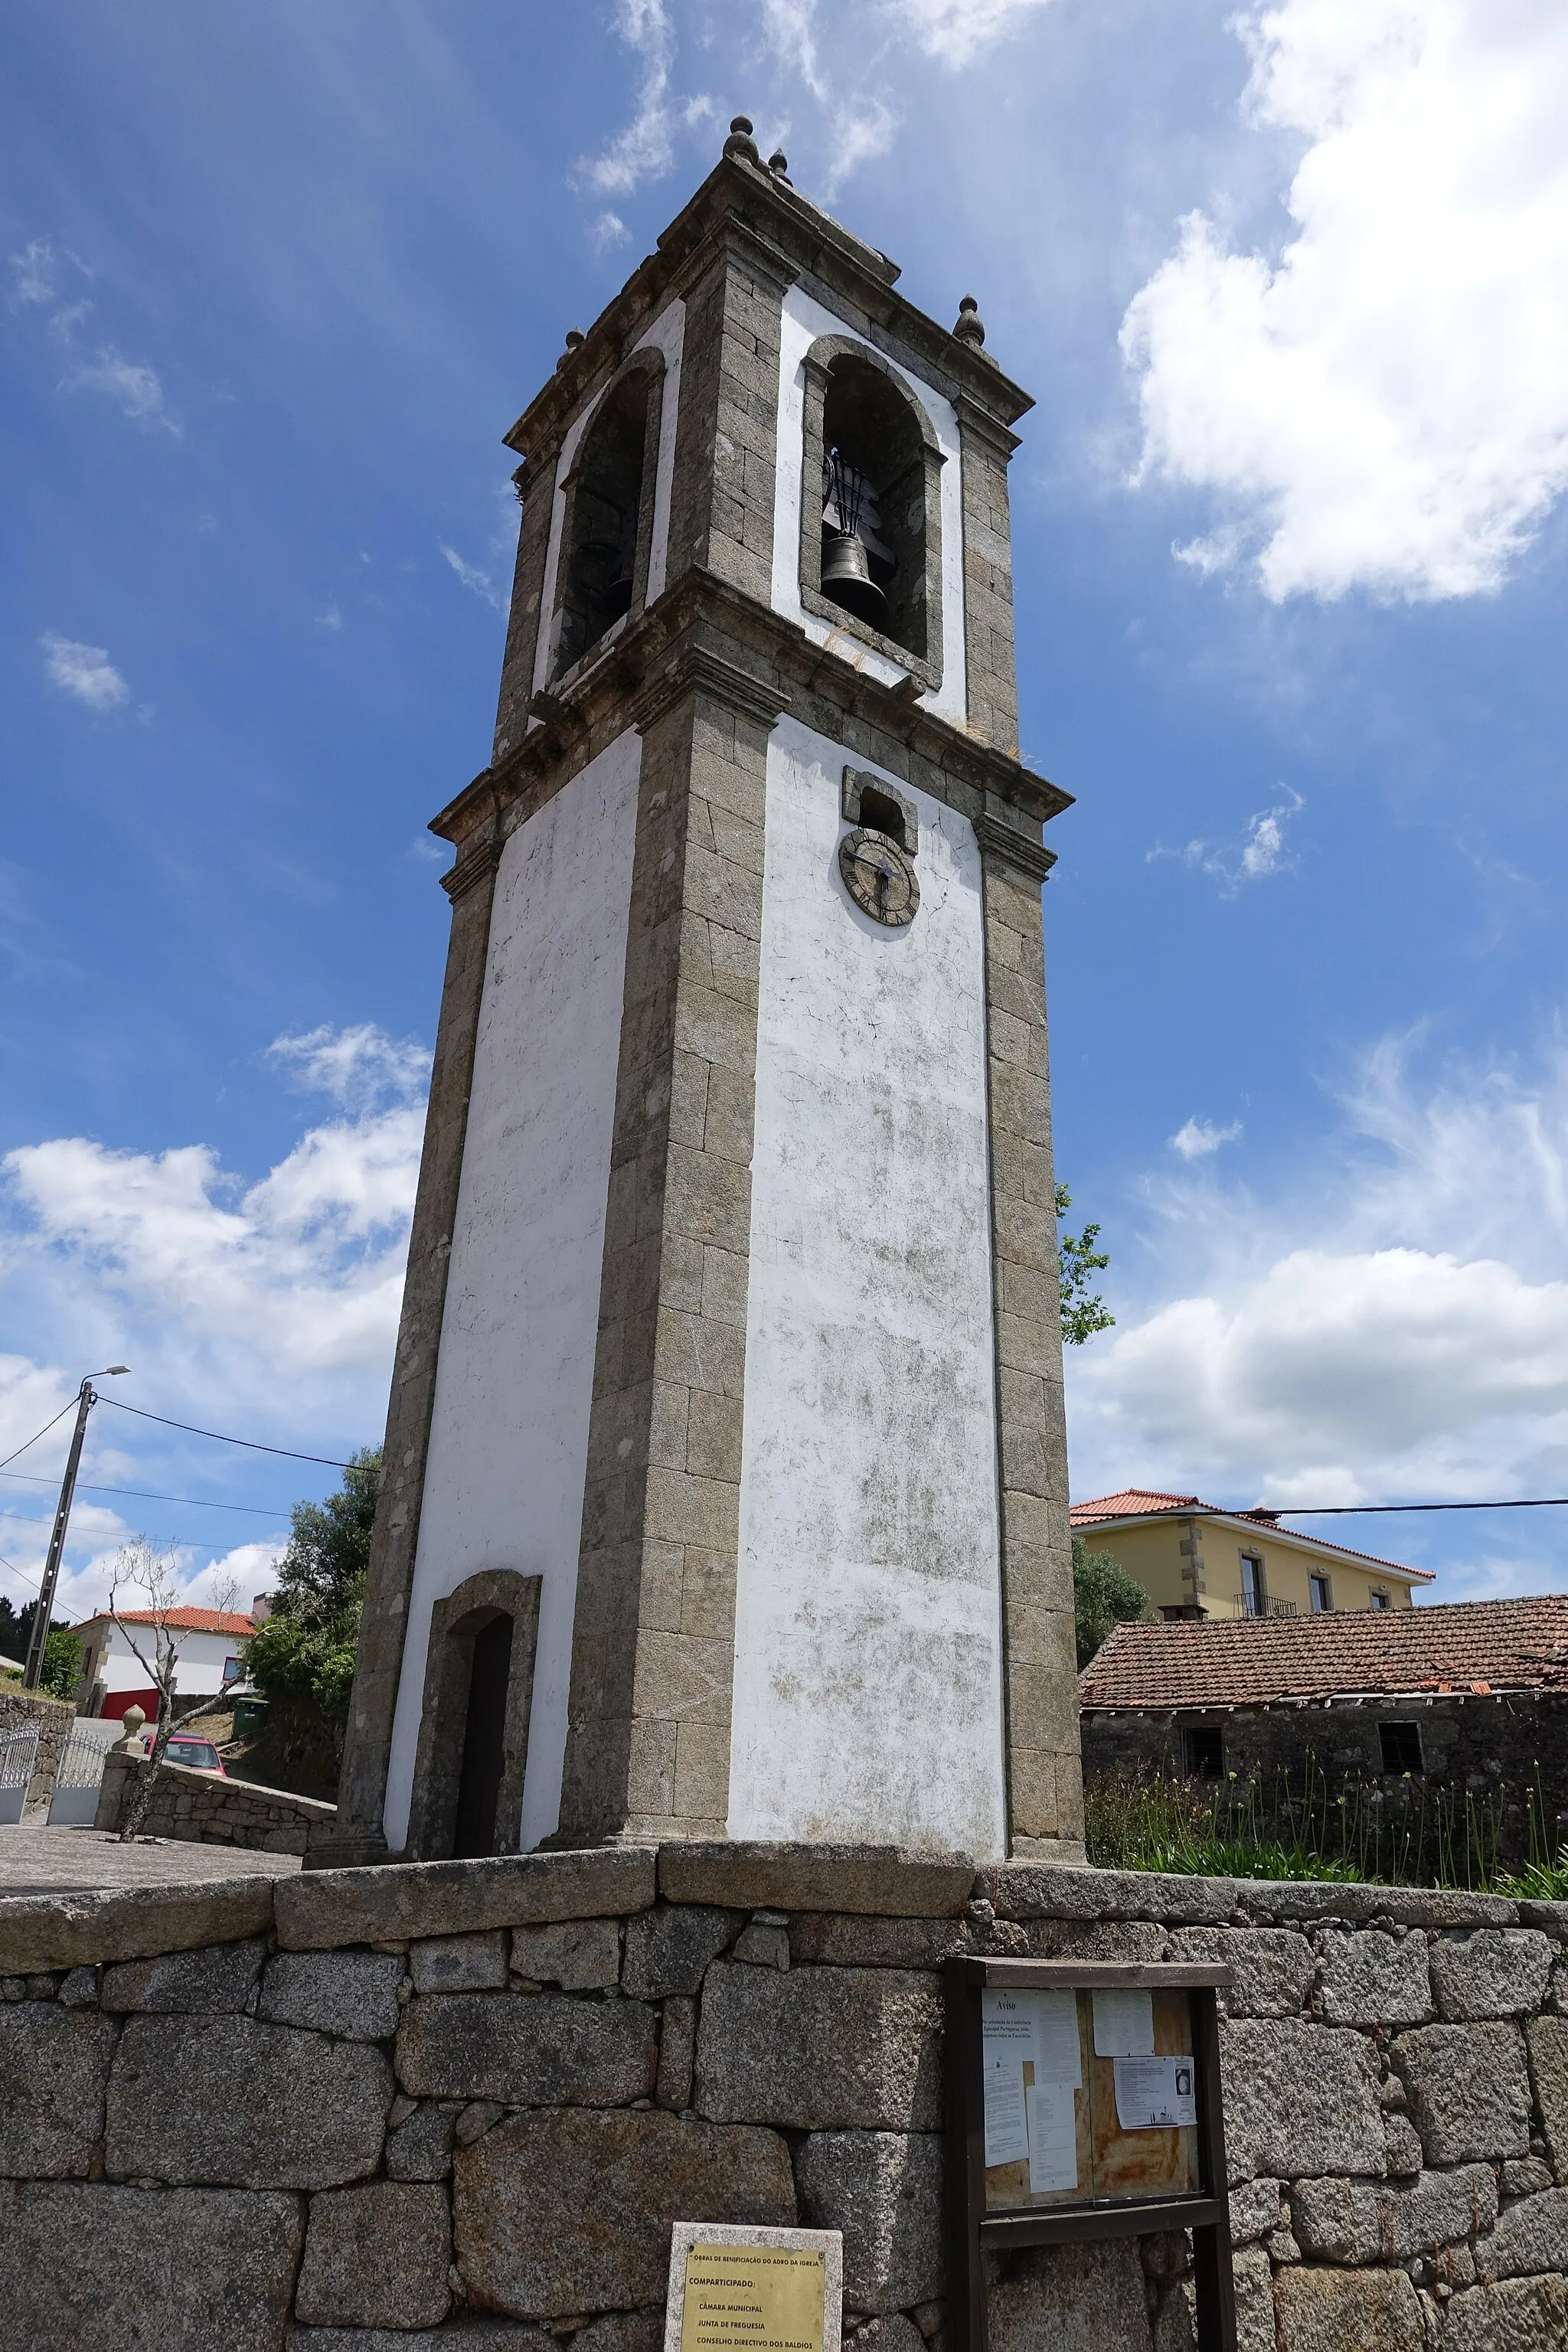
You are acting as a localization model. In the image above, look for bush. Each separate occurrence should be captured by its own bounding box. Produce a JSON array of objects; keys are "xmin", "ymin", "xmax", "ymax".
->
[
  {"xmin": 1073, "ymin": 1534, "xmax": 1156, "ymax": 1668},
  {"xmin": 40, "ymin": 1629, "xmax": 82, "ymax": 1704}
]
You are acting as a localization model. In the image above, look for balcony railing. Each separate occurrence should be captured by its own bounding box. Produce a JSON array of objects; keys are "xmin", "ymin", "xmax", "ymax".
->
[{"xmin": 1233, "ymin": 1594, "xmax": 1298, "ymax": 1618}]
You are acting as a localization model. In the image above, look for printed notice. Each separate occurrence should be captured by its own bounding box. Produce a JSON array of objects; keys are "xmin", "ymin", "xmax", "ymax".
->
[
  {"xmin": 1113, "ymin": 2055, "xmax": 1197, "ymax": 2132},
  {"xmin": 982, "ymin": 1990, "xmax": 1034, "ymax": 2166},
  {"xmin": 679, "ymin": 2244, "xmax": 825, "ymax": 2352},
  {"xmin": 1024, "ymin": 2082, "xmax": 1079, "ymax": 2193},
  {"xmin": 1092, "ymin": 1988, "xmax": 1155, "ymax": 2058},
  {"xmin": 1029, "ymin": 1990, "xmax": 1082, "ymax": 2089}
]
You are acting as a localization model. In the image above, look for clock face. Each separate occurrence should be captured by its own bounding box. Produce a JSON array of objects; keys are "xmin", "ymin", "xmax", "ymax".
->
[{"xmin": 838, "ymin": 826, "xmax": 920, "ymax": 926}]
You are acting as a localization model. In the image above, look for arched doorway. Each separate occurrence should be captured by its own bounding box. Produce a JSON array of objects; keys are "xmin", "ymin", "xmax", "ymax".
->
[{"xmin": 406, "ymin": 1570, "xmax": 541, "ymax": 1861}]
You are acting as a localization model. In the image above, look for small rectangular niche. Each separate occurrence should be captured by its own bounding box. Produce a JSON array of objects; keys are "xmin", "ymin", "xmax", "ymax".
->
[{"xmin": 841, "ymin": 765, "xmax": 919, "ymax": 854}]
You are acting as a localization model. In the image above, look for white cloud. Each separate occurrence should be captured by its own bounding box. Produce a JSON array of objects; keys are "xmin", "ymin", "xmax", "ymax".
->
[
  {"xmin": 884, "ymin": 0, "xmax": 1056, "ymax": 67},
  {"xmin": 10, "ymin": 237, "xmax": 63, "ymax": 306},
  {"xmin": 3, "ymin": 1024, "xmax": 426, "ymax": 1401},
  {"xmin": 577, "ymin": 0, "xmax": 678, "ymax": 197},
  {"xmin": 266, "ymin": 1022, "xmax": 431, "ymax": 1112},
  {"xmin": 1171, "ymin": 1118, "xmax": 1243, "ymax": 1160},
  {"xmin": 67, "ymin": 345, "xmax": 179, "ymax": 434},
  {"xmin": 590, "ymin": 209, "xmax": 631, "ymax": 253},
  {"xmin": 440, "ymin": 544, "xmax": 506, "ymax": 611},
  {"xmin": 40, "ymin": 632, "xmax": 130, "ymax": 712},
  {"xmin": 1121, "ymin": 0, "xmax": 1568, "ymax": 602},
  {"xmin": 1068, "ymin": 1031, "xmax": 1568, "ymax": 1591},
  {"xmin": 1150, "ymin": 789, "xmax": 1302, "ymax": 892},
  {"xmin": 316, "ymin": 603, "xmax": 343, "ymax": 632}
]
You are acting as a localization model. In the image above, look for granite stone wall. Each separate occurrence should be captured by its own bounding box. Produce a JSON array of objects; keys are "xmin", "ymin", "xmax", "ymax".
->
[
  {"xmin": 0, "ymin": 1687, "xmax": 73, "ymax": 1821},
  {"xmin": 1083, "ymin": 1691, "xmax": 1568, "ymax": 1867},
  {"xmin": 3, "ymin": 1845, "xmax": 1567, "ymax": 2352},
  {"xmin": 93, "ymin": 1749, "xmax": 338, "ymax": 1856}
]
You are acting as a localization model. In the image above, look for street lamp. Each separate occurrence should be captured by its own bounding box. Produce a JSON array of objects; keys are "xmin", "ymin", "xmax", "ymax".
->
[{"xmin": 21, "ymin": 1367, "xmax": 132, "ymax": 1693}]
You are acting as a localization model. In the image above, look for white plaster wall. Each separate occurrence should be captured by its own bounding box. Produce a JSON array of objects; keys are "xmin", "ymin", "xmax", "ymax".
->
[
  {"xmin": 771, "ymin": 284, "xmax": 968, "ymax": 727},
  {"xmin": 384, "ymin": 730, "xmax": 642, "ymax": 1853},
  {"xmin": 530, "ymin": 298, "xmax": 685, "ymax": 707},
  {"xmin": 729, "ymin": 714, "xmax": 1007, "ymax": 1859}
]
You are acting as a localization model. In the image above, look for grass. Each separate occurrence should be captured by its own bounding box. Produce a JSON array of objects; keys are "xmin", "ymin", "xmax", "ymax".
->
[{"xmin": 1085, "ymin": 1757, "xmax": 1568, "ymax": 1895}]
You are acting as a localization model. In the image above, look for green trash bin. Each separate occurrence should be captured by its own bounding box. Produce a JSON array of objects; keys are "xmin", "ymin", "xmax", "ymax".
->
[{"xmin": 231, "ymin": 1694, "xmax": 270, "ymax": 1738}]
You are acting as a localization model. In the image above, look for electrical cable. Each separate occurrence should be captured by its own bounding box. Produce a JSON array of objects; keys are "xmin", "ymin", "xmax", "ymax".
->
[
  {"xmin": 96, "ymin": 1396, "xmax": 351, "ymax": 1468},
  {"xmin": 1261, "ymin": 1498, "xmax": 1568, "ymax": 1517},
  {"xmin": 0, "ymin": 1468, "xmax": 289, "ymax": 1517},
  {"xmin": 0, "ymin": 1395, "xmax": 79, "ymax": 1475}
]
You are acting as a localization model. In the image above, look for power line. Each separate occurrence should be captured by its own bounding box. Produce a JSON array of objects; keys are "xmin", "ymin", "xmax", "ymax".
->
[
  {"xmin": 0, "ymin": 1468, "xmax": 289, "ymax": 1517},
  {"xmin": 0, "ymin": 1395, "xmax": 78, "ymax": 1475},
  {"xmin": 97, "ymin": 1396, "xmax": 351, "ymax": 1468},
  {"xmin": 1266, "ymin": 1498, "xmax": 1568, "ymax": 1517}
]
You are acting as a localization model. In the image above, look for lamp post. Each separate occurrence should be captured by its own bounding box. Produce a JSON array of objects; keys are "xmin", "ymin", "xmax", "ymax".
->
[{"xmin": 21, "ymin": 1367, "xmax": 131, "ymax": 1692}]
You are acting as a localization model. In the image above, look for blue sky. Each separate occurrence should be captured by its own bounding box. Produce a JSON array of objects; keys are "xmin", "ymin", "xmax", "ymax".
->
[{"xmin": 3, "ymin": 0, "xmax": 1567, "ymax": 1626}]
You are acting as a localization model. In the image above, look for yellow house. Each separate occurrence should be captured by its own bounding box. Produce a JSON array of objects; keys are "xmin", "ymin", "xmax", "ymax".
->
[{"xmin": 1070, "ymin": 1488, "xmax": 1433, "ymax": 1620}]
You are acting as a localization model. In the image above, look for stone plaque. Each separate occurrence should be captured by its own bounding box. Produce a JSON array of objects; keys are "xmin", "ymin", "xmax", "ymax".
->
[{"xmin": 665, "ymin": 2223, "xmax": 843, "ymax": 2352}]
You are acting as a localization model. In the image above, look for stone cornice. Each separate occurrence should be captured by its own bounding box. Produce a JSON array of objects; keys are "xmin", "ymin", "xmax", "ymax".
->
[
  {"xmin": 504, "ymin": 155, "xmax": 1033, "ymax": 462},
  {"xmin": 974, "ymin": 812, "xmax": 1058, "ymax": 884},
  {"xmin": 430, "ymin": 567, "xmax": 1072, "ymax": 856}
]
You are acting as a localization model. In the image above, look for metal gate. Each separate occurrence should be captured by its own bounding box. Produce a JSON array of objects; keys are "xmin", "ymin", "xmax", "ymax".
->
[
  {"xmin": 47, "ymin": 1717, "xmax": 121, "ymax": 1827},
  {"xmin": 0, "ymin": 1721, "xmax": 40, "ymax": 1825}
]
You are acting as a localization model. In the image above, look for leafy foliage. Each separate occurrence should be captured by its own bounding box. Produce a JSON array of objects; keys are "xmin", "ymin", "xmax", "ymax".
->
[
  {"xmin": 1072, "ymin": 1533, "xmax": 1156, "ymax": 1668},
  {"xmin": 247, "ymin": 1449, "xmax": 380, "ymax": 1720},
  {"xmin": 40, "ymin": 1628, "xmax": 82, "ymax": 1703},
  {"xmin": 0, "ymin": 1596, "xmax": 69, "ymax": 1671},
  {"xmin": 1055, "ymin": 1183, "xmax": 1113, "ymax": 1345}
]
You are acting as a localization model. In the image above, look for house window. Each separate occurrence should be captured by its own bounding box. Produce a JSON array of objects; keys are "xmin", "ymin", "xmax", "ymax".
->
[
  {"xmin": 221, "ymin": 1655, "xmax": 242, "ymax": 1684},
  {"xmin": 1369, "ymin": 1589, "xmax": 1391, "ymax": 1611},
  {"xmin": 1380, "ymin": 1720, "xmax": 1423, "ymax": 1774},
  {"xmin": 1239, "ymin": 1555, "xmax": 1266, "ymax": 1616},
  {"xmin": 1184, "ymin": 1726, "xmax": 1225, "ymax": 1779},
  {"xmin": 1309, "ymin": 1574, "xmax": 1332, "ymax": 1613}
]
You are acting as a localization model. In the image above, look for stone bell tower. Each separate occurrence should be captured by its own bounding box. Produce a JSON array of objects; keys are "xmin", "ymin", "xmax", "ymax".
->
[{"xmin": 322, "ymin": 120, "xmax": 1083, "ymax": 1872}]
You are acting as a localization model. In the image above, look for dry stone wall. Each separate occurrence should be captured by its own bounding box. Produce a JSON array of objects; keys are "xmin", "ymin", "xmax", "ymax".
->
[
  {"xmin": 94, "ymin": 1747, "xmax": 338, "ymax": 1854},
  {"xmin": 2, "ymin": 1844, "xmax": 1568, "ymax": 2351}
]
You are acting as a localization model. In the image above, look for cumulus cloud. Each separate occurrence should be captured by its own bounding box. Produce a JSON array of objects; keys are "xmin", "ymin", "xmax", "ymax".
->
[
  {"xmin": 266, "ymin": 1022, "xmax": 431, "ymax": 1112},
  {"xmin": 1067, "ymin": 1032, "xmax": 1568, "ymax": 1579},
  {"xmin": 1150, "ymin": 789, "xmax": 1302, "ymax": 892},
  {"xmin": 1171, "ymin": 1118, "xmax": 1243, "ymax": 1160},
  {"xmin": 40, "ymin": 632, "xmax": 130, "ymax": 712},
  {"xmin": 1121, "ymin": 0, "xmax": 1568, "ymax": 602}
]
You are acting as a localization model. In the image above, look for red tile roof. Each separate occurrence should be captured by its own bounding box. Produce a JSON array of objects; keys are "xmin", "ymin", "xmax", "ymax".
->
[
  {"xmin": 1070, "ymin": 1489, "xmax": 1433, "ymax": 1581},
  {"xmin": 1080, "ymin": 1596, "xmax": 1568, "ymax": 1710},
  {"xmin": 74, "ymin": 1608, "xmax": 256, "ymax": 1637}
]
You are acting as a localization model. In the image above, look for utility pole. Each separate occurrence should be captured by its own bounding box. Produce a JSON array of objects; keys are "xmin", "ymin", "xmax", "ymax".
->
[{"xmin": 22, "ymin": 1367, "xmax": 129, "ymax": 1691}]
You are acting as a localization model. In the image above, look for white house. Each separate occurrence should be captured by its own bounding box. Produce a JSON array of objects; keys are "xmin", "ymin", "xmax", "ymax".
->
[{"xmin": 71, "ymin": 1606, "xmax": 258, "ymax": 1722}]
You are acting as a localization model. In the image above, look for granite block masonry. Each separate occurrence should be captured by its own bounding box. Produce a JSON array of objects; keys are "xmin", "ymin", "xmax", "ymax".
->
[{"xmin": 5, "ymin": 1843, "xmax": 1568, "ymax": 2351}]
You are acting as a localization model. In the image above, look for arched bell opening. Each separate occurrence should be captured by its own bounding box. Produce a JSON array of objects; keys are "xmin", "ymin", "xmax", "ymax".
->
[
  {"xmin": 819, "ymin": 354, "xmax": 929, "ymax": 658},
  {"xmin": 551, "ymin": 358, "xmax": 662, "ymax": 679},
  {"xmin": 405, "ymin": 1569, "xmax": 541, "ymax": 1862},
  {"xmin": 798, "ymin": 335, "xmax": 945, "ymax": 691}
]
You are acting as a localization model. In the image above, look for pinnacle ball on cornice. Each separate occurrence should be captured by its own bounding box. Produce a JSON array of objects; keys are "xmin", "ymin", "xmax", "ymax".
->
[
  {"xmin": 768, "ymin": 148, "xmax": 791, "ymax": 184},
  {"xmin": 953, "ymin": 295, "xmax": 985, "ymax": 349},
  {"xmin": 724, "ymin": 114, "xmax": 762, "ymax": 165},
  {"xmin": 555, "ymin": 326, "xmax": 586, "ymax": 374}
]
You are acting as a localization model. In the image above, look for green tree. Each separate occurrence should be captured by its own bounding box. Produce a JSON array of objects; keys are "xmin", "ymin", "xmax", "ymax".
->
[
  {"xmin": 40, "ymin": 1628, "xmax": 83, "ymax": 1703},
  {"xmin": 1073, "ymin": 1533, "xmax": 1156, "ymax": 1669},
  {"xmin": 1056, "ymin": 1183, "xmax": 1113, "ymax": 1345},
  {"xmin": 247, "ymin": 1448, "xmax": 380, "ymax": 1720}
]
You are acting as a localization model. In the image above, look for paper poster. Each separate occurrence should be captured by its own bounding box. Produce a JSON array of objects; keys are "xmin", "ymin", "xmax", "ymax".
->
[
  {"xmin": 982, "ymin": 1989, "xmax": 1034, "ymax": 2166},
  {"xmin": 1029, "ymin": 1990, "xmax": 1083, "ymax": 2089},
  {"xmin": 1092, "ymin": 1988, "xmax": 1155, "ymax": 2058},
  {"xmin": 1024, "ymin": 2082, "xmax": 1079, "ymax": 2192},
  {"xmin": 1113, "ymin": 2055, "xmax": 1197, "ymax": 2131}
]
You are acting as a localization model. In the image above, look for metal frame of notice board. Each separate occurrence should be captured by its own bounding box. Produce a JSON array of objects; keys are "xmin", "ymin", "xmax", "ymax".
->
[{"xmin": 944, "ymin": 1958, "xmax": 1237, "ymax": 2352}]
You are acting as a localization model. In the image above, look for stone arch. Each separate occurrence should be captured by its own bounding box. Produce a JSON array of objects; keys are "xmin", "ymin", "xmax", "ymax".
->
[
  {"xmin": 405, "ymin": 1567, "xmax": 542, "ymax": 1861},
  {"xmin": 798, "ymin": 332, "xmax": 946, "ymax": 688},
  {"xmin": 548, "ymin": 345, "xmax": 666, "ymax": 681}
]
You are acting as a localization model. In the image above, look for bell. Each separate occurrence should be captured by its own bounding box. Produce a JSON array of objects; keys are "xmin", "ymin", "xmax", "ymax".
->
[{"xmin": 822, "ymin": 531, "xmax": 886, "ymax": 626}]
